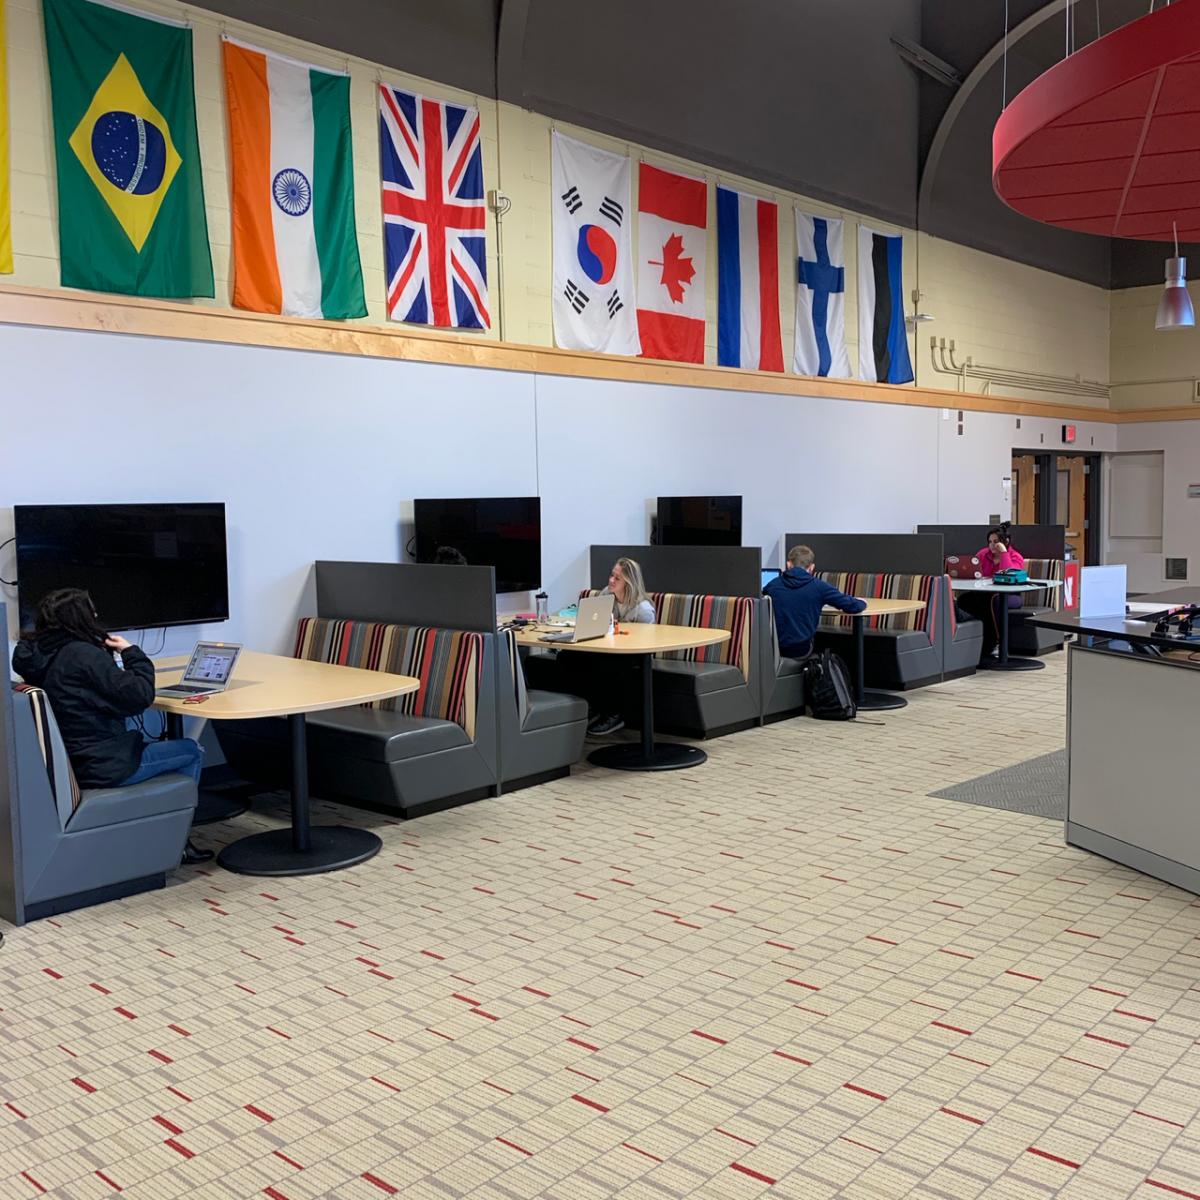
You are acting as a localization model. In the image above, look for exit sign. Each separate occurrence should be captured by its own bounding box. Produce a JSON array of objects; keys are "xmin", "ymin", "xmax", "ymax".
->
[{"xmin": 1061, "ymin": 424, "xmax": 1076, "ymax": 443}]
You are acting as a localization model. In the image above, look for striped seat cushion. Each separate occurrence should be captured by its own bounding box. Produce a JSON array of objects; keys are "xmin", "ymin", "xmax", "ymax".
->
[
  {"xmin": 817, "ymin": 572, "xmax": 938, "ymax": 643},
  {"xmin": 294, "ymin": 618, "xmax": 483, "ymax": 740},
  {"xmin": 1022, "ymin": 558, "xmax": 1064, "ymax": 610},
  {"xmin": 578, "ymin": 589, "xmax": 754, "ymax": 681},
  {"xmin": 12, "ymin": 683, "xmax": 82, "ymax": 825}
]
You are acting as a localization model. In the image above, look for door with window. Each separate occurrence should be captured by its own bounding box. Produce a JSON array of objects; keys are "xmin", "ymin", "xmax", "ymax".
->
[
  {"xmin": 1055, "ymin": 456, "xmax": 1088, "ymax": 564},
  {"xmin": 1011, "ymin": 455, "xmax": 1037, "ymax": 524}
]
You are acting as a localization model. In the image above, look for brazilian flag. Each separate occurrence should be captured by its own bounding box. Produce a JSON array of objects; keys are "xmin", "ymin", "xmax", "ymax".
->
[{"xmin": 43, "ymin": 0, "xmax": 213, "ymax": 297}]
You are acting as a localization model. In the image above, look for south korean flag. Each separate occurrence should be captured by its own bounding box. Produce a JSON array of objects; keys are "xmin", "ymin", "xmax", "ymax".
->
[{"xmin": 551, "ymin": 132, "xmax": 641, "ymax": 356}]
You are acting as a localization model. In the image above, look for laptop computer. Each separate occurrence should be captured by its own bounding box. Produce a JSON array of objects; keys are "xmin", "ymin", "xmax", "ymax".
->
[
  {"xmin": 156, "ymin": 641, "xmax": 242, "ymax": 698},
  {"xmin": 761, "ymin": 567, "xmax": 781, "ymax": 589},
  {"xmin": 538, "ymin": 593, "xmax": 616, "ymax": 643}
]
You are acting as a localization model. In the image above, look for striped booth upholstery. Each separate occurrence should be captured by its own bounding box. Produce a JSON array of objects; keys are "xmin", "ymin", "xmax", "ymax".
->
[
  {"xmin": 294, "ymin": 617, "xmax": 484, "ymax": 740},
  {"xmin": 1021, "ymin": 558, "xmax": 1064, "ymax": 610},
  {"xmin": 817, "ymin": 572, "xmax": 939, "ymax": 643},
  {"xmin": 12, "ymin": 684, "xmax": 82, "ymax": 826},
  {"xmin": 652, "ymin": 593, "xmax": 754, "ymax": 682}
]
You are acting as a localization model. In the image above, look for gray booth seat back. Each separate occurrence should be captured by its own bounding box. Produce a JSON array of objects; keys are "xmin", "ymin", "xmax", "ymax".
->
[
  {"xmin": 496, "ymin": 630, "xmax": 587, "ymax": 787},
  {"xmin": 9, "ymin": 686, "xmax": 196, "ymax": 918},
  {"xmin": 758, "ymin": 595, "xmax": 807, "ymax": 720}
]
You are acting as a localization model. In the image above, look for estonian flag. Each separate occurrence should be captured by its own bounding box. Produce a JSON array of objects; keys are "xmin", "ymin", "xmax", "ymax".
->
[{"xmin": 857, "ymin": 225, "xmax": 914, "ymax": 385}]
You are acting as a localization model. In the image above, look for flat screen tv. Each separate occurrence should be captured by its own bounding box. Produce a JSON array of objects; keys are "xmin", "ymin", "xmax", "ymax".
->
[
  {"xmin": 414, "ymin": 497, "xmax": 541, "ymax": 593},
  {"xmin": 15, "ymin": 503, "xmax": 229, "ymax": 631},
  {"xmin": 657, "ymin": 495, "xmax": 743, "ymax": 547}
]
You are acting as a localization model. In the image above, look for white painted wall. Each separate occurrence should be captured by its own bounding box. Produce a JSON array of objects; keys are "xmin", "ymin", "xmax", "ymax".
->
[
  {"xmin": 1110, "ymin": 422, "xmax": 1200, "ymax": 591},
  {"xmin": 0, "ymin": 325, "xmax": 1123, "ymax": 657}
]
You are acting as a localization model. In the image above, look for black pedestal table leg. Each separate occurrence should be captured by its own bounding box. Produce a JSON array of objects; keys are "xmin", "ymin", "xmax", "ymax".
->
[
  {"xmin": 216, "ymin": 707, "xmax": 382, "ymax": 875},
  {"xmin": 587, "ymin": 651, "xmax": 708, "ymax": 771},
  {"xmin": 852, "ymin": 612, "xmax": 908, "ymax": 712},
  {"xmin": 290, "ymin": 712, "xmax": 310, "ymax": 853},
  {"xmin": 983, "ymin": 591, "xmax": 1043, "ymax": 672}
]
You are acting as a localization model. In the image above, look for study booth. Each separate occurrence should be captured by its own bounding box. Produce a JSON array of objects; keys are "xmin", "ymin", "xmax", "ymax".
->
[
  {"xmin": 527, "ymin": 544, "xmax": 766, "ymax": 738},
  {"xmin": 918, "ymin": 524, "xmax": 1069, "ymax": 658},
  {"xmin": 781, "ymin": 533, "xmax": 974, "ymax": 689},
  {"xmin": 214, "ymin": 562, "xmax": 592, "ymax": 817}
]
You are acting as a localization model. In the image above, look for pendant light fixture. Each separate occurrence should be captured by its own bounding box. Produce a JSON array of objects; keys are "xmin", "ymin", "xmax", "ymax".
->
[{"xmin": 1155, "ymin": 223, "xmax": 1195, "ymax": 333}]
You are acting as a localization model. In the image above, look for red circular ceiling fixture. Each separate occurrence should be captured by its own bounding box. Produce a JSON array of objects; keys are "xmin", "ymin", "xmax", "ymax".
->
[{"xmin": 994, "ymin": 1, "xmax": 1200, "ymax": 241}]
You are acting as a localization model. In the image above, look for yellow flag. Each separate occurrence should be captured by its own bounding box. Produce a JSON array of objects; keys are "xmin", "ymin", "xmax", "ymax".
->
[{"xmin": 0, "ymin": 0, "xmax": 11, "ymax": 274}]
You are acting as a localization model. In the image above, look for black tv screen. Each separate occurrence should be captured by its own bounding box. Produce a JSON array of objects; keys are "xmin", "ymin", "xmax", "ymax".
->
[
  {"xmin": 657, "ymin": 495, "xmax": 743, "ymax": 547},
  {"xmin": 414, "ymin": 497, "xmax": 541, "ymax": 593},
  {"xmin": 15, "ymin": 503, "xmax": 229, "ymax": 631}
]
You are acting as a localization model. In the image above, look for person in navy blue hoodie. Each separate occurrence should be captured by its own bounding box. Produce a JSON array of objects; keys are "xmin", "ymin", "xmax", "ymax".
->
[{"xmin": 764, "ymin": 545, "xmax": 866, "ymax": 660}]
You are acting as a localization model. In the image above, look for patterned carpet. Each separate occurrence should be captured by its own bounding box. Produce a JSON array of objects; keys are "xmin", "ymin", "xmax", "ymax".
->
[
  {"xmin": 3, "ymin": 655, "xmax": 1200, "ymax": 1199},
  {"xmin": 931, "ymin": 750, "xmax": 1068, "ymax": 820}
]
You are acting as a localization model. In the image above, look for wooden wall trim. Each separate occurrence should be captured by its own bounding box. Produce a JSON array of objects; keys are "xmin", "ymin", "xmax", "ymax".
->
[{"xmin": 1, "ymin": 283, "xmax": 1195, "ymax": 425}]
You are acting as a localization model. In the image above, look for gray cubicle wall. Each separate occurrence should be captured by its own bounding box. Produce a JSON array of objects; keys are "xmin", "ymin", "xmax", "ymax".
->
[
  {"xmin": 589, "ymin": 546, "xmax": 763, "ymax": 597},
  {"xmin": 0, "ymin": 601, "xmax": 23, "ymax": 926},
  {"xmin": 917, "ymin": 525, "xmax": 1066, "ymax": 560},
  {"xmin": 314, "ymin": 562, "xmax": 497, "ymax": 631},
  {"xmin": 782, "ymin": 534, "xmax": 945, "ymax": 574}
]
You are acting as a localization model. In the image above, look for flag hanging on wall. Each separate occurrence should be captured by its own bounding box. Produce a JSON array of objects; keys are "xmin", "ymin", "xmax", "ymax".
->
[
  {"xmin": 858, "ymin": 224, "xmax": 914, "ymax": 384},
  {"xmin": 794, "ymin": 211, "xmax": 849, "ymax": 378},
  {"xmin": 223, "ymin": 39, "xmax": 365, "ymax": 320},
  {"xmin": 552, "ymin": 132, "xmax": 639, "ymax": 356},
  {"xmin": 0, "ymin": 0, "xmax": 12, "ymax": 275},
  {"xmin": 379, "ymin": 86, "xmax": 489, "ymax": 329},
  {"xmin": 636, "ymin": 162, "xmax": 706, "ymax": 363},
  {"xmin": 42, "ymin": 0, "xmax": 212, "ymax": 297},
  {"xmin": 716, "ymin": 185, "xmax": 782, "ymax": 371}
]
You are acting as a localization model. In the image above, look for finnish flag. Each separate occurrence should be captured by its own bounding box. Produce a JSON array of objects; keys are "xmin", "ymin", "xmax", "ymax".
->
[{"xmin": 793, "ymin": 211, "xmax": 850, "ymax": 378}]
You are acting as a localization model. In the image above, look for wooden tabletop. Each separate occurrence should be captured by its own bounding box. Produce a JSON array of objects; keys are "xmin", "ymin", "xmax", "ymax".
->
[
  {"xmin": 511, "ymin": 622, "xmax": 731, "ymax": 655},
  {"xmin": 153, "ymin": 649, "xmax": 420, "ymax": 720},
  {"xmin": 823, "ymin": 597, "xmax": 927, "ymax": 616}
]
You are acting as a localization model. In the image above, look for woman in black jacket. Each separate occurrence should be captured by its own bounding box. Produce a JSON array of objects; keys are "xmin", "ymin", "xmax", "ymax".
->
[{"xmin": 12, "ymin": 588, "xmax": 212, "ymax": 863}]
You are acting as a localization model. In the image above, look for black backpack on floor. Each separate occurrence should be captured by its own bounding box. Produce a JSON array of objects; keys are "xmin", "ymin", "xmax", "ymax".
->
[{"xmin": 803, "ymin": 649, "xmax": 857, "ymax": 720}]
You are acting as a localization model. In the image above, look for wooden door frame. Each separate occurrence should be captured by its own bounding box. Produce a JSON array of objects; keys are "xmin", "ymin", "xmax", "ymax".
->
[{"xmin": 1013, "ymin": 449, "xmax": 1101, "ymax": 562}]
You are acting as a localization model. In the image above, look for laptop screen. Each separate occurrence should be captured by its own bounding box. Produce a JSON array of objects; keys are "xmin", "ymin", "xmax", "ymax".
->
[
  {"xmin": 761, "ymin": 568, "xmax": 781, "ymax": 589},
  {"xmin": 184, "ymin": 643, "xmax": 239, "ymax": 684}
]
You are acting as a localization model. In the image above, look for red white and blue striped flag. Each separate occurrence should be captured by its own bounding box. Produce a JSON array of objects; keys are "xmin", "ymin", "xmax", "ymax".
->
[
  {"xmin": 716, "ymin": 185, "xmax": 782, "ymax": 371},
  {"xmin": 379, "ymin": 85, "xmax": 490, "ymax": 329}
]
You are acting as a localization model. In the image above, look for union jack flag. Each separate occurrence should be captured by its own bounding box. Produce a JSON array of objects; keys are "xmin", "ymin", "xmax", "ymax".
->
[{"xmin": 379, "ymin": 86, "xmax": 490, "ymax": 329}]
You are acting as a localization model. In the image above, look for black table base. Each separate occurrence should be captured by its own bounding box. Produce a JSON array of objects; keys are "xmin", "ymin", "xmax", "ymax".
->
[
  {"xmin": 851, "ymin": 618, "xmax": 907, "ymax": 712},
  {"xmin": 586, "ymin": 652, "xmax": 707, "ymax": 772},
  {"xmin": 192, "ymin": 786, "xmax": 253, "ymax": 825},
  {"xmin": 980, "ymin": 656, "xmax": 1045, "ymax": 672},
  {"xmin": 587, "ymin": 742, "xmax": 707, "ymax": 771},
  {"xmin": 991, "ymin": 589, "xmax": 1045, "ymax": 672},
  {"xmin": 215, "ymin": 712, "xmax": 383, "ymax": 876},
  {"xmin": 857, "ymin": 688, "xmax": 909, "ymax": 711},
  {"xmin": 217, "ymin": 826, "xmax": 381, "ymax": 876}
]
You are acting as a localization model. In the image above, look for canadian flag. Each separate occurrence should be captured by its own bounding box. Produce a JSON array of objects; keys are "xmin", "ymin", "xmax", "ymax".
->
[{"xmin": 637, "ymin": 163, "xmax": 707, "ymax": 363}]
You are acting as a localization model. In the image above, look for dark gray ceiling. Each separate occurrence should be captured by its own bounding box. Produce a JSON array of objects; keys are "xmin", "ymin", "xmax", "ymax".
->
[{"xmin": 191, "ymin": 0, "xmax": 1189, "ymax": 288}]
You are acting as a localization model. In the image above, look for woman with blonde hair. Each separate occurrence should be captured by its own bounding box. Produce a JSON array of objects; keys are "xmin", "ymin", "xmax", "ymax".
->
[{"xmin": 576, "ymin": 557, "xmax": 655, "ymax": 736}]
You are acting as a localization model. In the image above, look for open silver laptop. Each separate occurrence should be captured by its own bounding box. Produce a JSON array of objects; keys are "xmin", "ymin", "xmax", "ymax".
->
[
  {"xmin": 156, "ymin": 641, "xmax": 242, "ymax": 698},
  {"xmin": 538, "ymin": 593, "xmax": 615, "ymax": 644}
]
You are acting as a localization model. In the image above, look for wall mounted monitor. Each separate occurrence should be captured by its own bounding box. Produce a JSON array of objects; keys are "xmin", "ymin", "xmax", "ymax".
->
[
  {"xmin": 413, "ymin": 497, "xmax": 541, "ymax": 593},
  {"xmin": 15, "ymin": 502, "xmax": 229, "ymax": 630},
  {"xmin": 656, "ymin": 495, "xmax": 743, "ymax": 547}
]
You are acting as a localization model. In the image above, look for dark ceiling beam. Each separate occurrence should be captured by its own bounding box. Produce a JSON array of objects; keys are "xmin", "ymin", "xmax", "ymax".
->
[{"xmin": 918, "ymin": 1, "xmax": 1072, "ymax": 233}]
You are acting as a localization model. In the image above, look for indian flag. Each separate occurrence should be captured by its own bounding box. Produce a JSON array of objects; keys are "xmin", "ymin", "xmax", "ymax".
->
[{"xmin": 222, "ymin": 38, "xmax": 365, "ymax": 319}]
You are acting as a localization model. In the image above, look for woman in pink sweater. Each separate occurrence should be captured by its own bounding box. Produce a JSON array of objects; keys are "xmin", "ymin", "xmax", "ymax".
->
[{"xmin": 961, "ymin": 522, "xmax": 1025, "ymax": 663}]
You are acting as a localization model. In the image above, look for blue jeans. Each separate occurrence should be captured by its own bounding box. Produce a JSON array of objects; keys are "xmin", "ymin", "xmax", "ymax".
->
[{"xmin": 120, "ymin": 738, "xmax": 204, "ymax": 788}]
